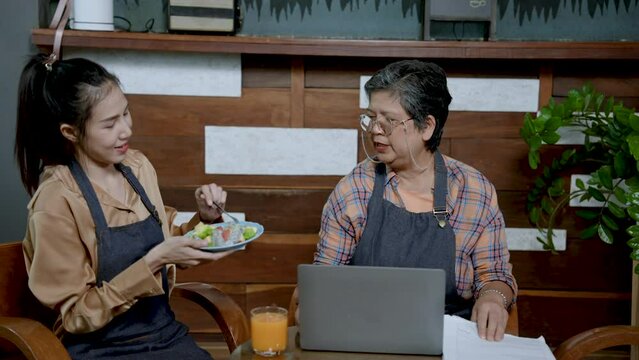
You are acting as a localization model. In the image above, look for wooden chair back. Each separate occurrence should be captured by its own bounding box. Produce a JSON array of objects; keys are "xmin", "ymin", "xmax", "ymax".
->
[
  {"xmin": 0, "ymin": 242, "xmax": 70, "ymax": 359},
  {"xmin": 554, "ymin": 325, "xmax": 639, "ymax": 360}
]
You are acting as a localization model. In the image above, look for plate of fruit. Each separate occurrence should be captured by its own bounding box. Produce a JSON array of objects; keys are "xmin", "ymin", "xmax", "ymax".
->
[{"xmin": 188, "ymin": 221, "xmax": 264, "ymax": 252}]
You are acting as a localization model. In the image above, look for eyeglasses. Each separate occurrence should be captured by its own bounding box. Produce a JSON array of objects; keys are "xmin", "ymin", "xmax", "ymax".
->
[{"xmin": 360, "ymin": 114, "xmax": 413, "ymax": 136}]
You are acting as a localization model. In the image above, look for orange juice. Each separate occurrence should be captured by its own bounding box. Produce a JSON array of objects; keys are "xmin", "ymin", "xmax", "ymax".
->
[{"xmin": 250, "ymin": 307, "xmax": 288, "ymax": 356}]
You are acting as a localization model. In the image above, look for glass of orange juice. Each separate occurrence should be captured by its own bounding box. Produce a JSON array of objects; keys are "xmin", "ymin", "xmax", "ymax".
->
[{"xmin": 250, "ymin": 306, "xmax": 288, "ymax": 357}]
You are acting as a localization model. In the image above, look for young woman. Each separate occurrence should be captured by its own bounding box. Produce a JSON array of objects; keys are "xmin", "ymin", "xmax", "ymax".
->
[{"xmin": 15, "ymin": 53, "xmax": 232, "ymax": 359}]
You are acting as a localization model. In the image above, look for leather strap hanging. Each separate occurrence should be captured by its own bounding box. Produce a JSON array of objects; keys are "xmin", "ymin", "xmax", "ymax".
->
[{"xmin": 47, "ymin": 0, "xmax": 73, "ymax": 61}]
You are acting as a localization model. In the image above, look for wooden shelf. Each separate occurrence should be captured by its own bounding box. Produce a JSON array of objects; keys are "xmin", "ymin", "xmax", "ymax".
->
[{"xmin": 32, "ymin": 28, "xmax": 639, "ymax": 60}]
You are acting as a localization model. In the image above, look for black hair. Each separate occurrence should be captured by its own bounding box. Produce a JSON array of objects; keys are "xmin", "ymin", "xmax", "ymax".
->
[
  {"xmin": 364, "ymin": 60, "xmax": 453, "ymax": 152},
  {"xmin": 15, "ymin": 54, "xmax": 120, "ymax": 195}
]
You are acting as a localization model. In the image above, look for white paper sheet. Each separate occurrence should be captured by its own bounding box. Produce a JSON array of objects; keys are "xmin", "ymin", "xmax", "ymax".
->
[{"xmin": 443, "ymin": 315, "xmax": 555, "ymax": 360}]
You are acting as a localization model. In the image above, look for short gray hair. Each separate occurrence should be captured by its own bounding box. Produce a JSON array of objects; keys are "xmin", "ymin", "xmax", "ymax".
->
[{"xmin": 364, "ymin": 60, "xmax": 452, "ymax": 152}]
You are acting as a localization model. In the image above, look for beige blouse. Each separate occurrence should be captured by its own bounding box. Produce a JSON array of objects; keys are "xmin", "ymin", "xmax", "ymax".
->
[{"xmin": 22, "ymin": 149, "xmax": 200, "ymax": 336}]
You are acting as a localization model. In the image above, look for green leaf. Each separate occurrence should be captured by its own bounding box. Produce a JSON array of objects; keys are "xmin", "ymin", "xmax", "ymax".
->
[
  {"xmin": 628, "ymin": 205, "xmax": 639, "ymax": 221},
  {"xmin": 626, "ymin": 177, "xmax": 639, "ymax": 192},
  {"xmin": 629, "ymin": 191, "xmax": 639, "ymax": 205},
  {"xmin": 607, "ymin": 201, "xmax": 626, "ymax": 219},
  {"xmin": 626, "ymin": 237, "xmax": 639, "ymax": 249},
  {"xmin": 541, "ymin": 198, "xmax": 553, "ymax": 214},
  {"xmin": 545, "ymin": 116, "xmax": 563, "ymax": 132},
  {"xmin": 576, "ymin": 209, "xmax": 599, "ymax": 220},
  {"xmin": 575, "ymin": 178, "xmax": 586, "ymax": 190},
  {"xmin": 626, "ymin": 134, "xmax": 639, "ymax": 161},
  {"xmin": 628, "ymin": 112, "xmax": 639, "ymax": 132},
  {"xmin": 601, "ymin": 214, "xmax": 620, "ymax": 231},
  {"xmin": 598, "ymin": 224, "xmax": 614, "ymax": 244},
  {"xmin": 529, "ymin": 206, "xmax": 540, "ymax": 224},
  {"xmin": 627, "ymin": 225, "xmax": 639, "ymax": 237},
  {"xmin": 587, "ymin": 187, "xmax": 606, "ymax": 202},
  {"xmin": 528, "ymin": 150, "xmax": 540, "ymax": 170},
  {"xmin": 613, "ymin": 152, "xmax": 626, "ymax": 178},
  {"xmin": 597, "ymin": 166, "xmax": 613, "ymax": 190},
  {"xmin": 541, "ymin": 132, "xmax": 561, "ymax": 145},
  {"xmin": 580, "ymin": 223, "xmax": 599, "ymax": 239}
]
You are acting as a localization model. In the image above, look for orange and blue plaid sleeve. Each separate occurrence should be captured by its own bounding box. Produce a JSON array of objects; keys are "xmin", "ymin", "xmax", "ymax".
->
[
  {"xmin": 448, "ymin": 159, "xmax": 517, "ymax": 300},
  {"xmin": 314, "ymin": 161, "xmax": 375, "ymax": 265}
]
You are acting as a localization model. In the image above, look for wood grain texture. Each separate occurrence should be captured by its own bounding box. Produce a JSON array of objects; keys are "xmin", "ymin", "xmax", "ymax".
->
[
  {"xmin": 517, "ymin": 294, "xmax": 631, "ymax": 347},
  {"xmin": 242, "ymin": 55, "xmax": 291, "ymax": 88},
  {"xmin": 290, "ymin": 57, "xmax": 305, "ymax": 128},
  {"xmin": 128, "ymin": 88, "xmax": 292, "ymax": 137},
  {"xmin": 33, "ymin": 29, "xmax": 639, "ymax": 59},
  {"xmin": 539, "ymin": 65, "xmax": 553, "ymax": 108}
]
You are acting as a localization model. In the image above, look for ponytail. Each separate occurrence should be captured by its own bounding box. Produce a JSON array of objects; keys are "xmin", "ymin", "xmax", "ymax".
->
[{"xmin": 14, "ymin": 54, "xmax": 120, "ymax": 196}]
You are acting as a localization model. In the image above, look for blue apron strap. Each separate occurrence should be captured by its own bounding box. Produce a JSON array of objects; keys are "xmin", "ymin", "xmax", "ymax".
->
[
  {"xmin": 68, "ymin": 159, "xmax": 109, "ymax": 234},
  {"xmin": 432, "ymin": 151, "xmax": 449, "ymax": 228},
  {"xmin": 116, "ymin": 163, "xmax": 162, "ymax": 225}
]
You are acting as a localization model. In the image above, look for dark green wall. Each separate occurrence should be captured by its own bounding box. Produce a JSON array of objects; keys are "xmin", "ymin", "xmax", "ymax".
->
[{"xmin": 0, "ymin": 1, "xmax": 37, "ymax": 243}]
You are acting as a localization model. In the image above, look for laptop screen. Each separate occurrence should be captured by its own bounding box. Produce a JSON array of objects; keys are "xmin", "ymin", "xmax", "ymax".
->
[{"xmin": 298, "ymin": 264, "xmax": 446, "ymax": 355}]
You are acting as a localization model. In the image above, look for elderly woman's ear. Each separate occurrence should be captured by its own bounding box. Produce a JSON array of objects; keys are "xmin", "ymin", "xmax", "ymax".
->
[{"xmin": 421, "ymin": 115, "xmax": 437, "ymax": 142}]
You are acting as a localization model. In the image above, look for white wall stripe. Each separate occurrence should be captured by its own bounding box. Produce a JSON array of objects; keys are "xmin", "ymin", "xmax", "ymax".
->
[
  {"xmin": 505, "ymin": 228, "xmax": 566, "ymax": 251},
  {"xmin": 205, "ymin": 126, "xmax": 358, "ymax": 175},
  {"xmin": 569, "ymin": 174, "xmax": 627, "ymax": 208},
  {"xmin": 64, "ymin": 48, "xmax": 241, "ymax": 97},
  {"xmin": 360, "ymin": 76, "xmax": 540, "ymax": 112}
]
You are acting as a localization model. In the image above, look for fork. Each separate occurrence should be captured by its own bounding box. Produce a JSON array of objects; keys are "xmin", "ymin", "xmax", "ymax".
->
[{"xmin": 211, "ymin": 201, "xmax": 240, "ymax": 223}]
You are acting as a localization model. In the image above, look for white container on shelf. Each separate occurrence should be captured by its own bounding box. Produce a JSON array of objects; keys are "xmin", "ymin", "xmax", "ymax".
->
[{"xmin": 70, "ymin": 0, "xmax": 114, "ymax": 31}]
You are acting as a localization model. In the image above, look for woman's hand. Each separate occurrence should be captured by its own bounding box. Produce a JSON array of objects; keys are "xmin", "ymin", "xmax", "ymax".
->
[
  {"xmin": 144, "ymin": 236, "xmax": 234, "ymax": 273},
  {"xmin": 471, "ymin": 293, "xmax": 509, "ymax": 341},
  {"xmin": 195, "ymin": 183, "xmax": 227, "ymax": 223}
]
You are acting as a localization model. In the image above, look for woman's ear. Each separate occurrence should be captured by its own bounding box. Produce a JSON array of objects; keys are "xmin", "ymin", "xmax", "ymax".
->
[
  {"xmin": 421, "ymin": 115, "xmax": 437, "ymax": 142},
  {"xmin": 60, "ymin": 124, "xmax": 79, "ymax": 143}
]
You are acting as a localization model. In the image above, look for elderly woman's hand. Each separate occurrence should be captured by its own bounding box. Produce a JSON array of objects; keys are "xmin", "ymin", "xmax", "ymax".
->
[
  {"xmin": 195, "ymin": 183, "xmax": 227, "ymax": 223},
  {"xmin": 471, "ymin": 292, "xmax": 509, "ymax": 341}
]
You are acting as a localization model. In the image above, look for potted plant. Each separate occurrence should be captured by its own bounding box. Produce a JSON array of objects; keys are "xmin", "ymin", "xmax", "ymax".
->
[{"xmin": 519, "ymin": 83, "xmax": 639, "ymax": 273}]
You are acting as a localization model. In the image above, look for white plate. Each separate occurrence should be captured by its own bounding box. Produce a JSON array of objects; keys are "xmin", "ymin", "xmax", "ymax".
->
[{"xmin": 188, "ymin": 221, "xmax": 264, "ymax": 253}]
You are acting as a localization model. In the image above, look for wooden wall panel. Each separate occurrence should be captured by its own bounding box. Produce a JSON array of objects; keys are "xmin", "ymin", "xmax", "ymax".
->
[
  {"xmin": 304, "ymin": 89, "xmax": 360, "ymax": 128},
  {"xmin": 449, "ymin": 138, "xmax": 535, "ymax": 191},
  {"xmin": 129, "ymin": 89, "xmax": 292, "ymax": 136},
  {"xmin": 176, "ymin": 234, "xmax": 316, "ymax": 284},
  {"xmin": 512, "ymin": 238, "xmax": 632, "ymax": 291},
  {"xmin": 444, "ymin": 112, "xmax": 525, "ymax": 139},
  {"xmin": 517, "ymin": 293, "xmax": 631, "ymax": 347},
  {"xmin": 242, "ymin": 55, "xmax": 291, "ymax": 88},
  {"xmin": 163, "ymin": 187, "xmax": 331, "ymax": 232}
]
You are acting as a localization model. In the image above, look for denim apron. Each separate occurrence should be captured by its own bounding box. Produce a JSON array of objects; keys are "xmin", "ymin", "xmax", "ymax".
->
[
  {"xmin": 350, "ymin": 151, "xmax": 474, "ymax": 318},
  {"xmin": 63, "ymin": 159, "xmax": 211, "ymax": 359}
]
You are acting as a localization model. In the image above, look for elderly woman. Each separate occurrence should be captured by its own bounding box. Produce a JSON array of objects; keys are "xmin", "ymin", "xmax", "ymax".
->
[{"xmin": 314, "ymin": 60, "xmax": 517, "ymax": 341}]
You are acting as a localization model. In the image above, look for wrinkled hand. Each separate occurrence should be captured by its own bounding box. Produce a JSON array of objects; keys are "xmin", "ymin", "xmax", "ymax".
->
[
  {"xmin": 471, "ymin": 294, "xmax": 509, "ymax": 341},
  {"xmin": 144, "ymin": 236, "xmax": 235, "ymax": 273},
  {"xmin": 195, "ymin": 183, "xmax": 227, "ymax": 223}
]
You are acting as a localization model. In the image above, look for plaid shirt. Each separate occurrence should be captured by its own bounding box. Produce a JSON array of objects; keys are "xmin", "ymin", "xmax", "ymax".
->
[{"xmin": 315, "ymin": 155, "xmax": 517, "ymax": 300}]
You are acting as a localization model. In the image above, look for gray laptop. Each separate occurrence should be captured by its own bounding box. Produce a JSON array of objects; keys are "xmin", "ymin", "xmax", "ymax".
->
[{"xmin": 297, "ymin": 264, "xmax": 445, "ymax": 355}]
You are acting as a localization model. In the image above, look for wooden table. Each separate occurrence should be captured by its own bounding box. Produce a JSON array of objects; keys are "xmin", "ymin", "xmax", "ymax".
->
[{"xmin": 230, "ymin": 327, "xmax": 440, "ymax": 359}]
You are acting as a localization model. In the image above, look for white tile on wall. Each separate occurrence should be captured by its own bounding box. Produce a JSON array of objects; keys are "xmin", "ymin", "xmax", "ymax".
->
[
  {"xmin": 360, "ymin": 76, "xmax": 539, "ymax": 112},
  {"xmin": 205, "ymin": 126, "xmax": 358, "ymax": 176},
  {"xmin": 505, "ymin": 228, "xmax": 567, "ymax": 251},
  {"xmin": 64, "ymin": 48, "xmax": 241, "ymax": 97}
]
